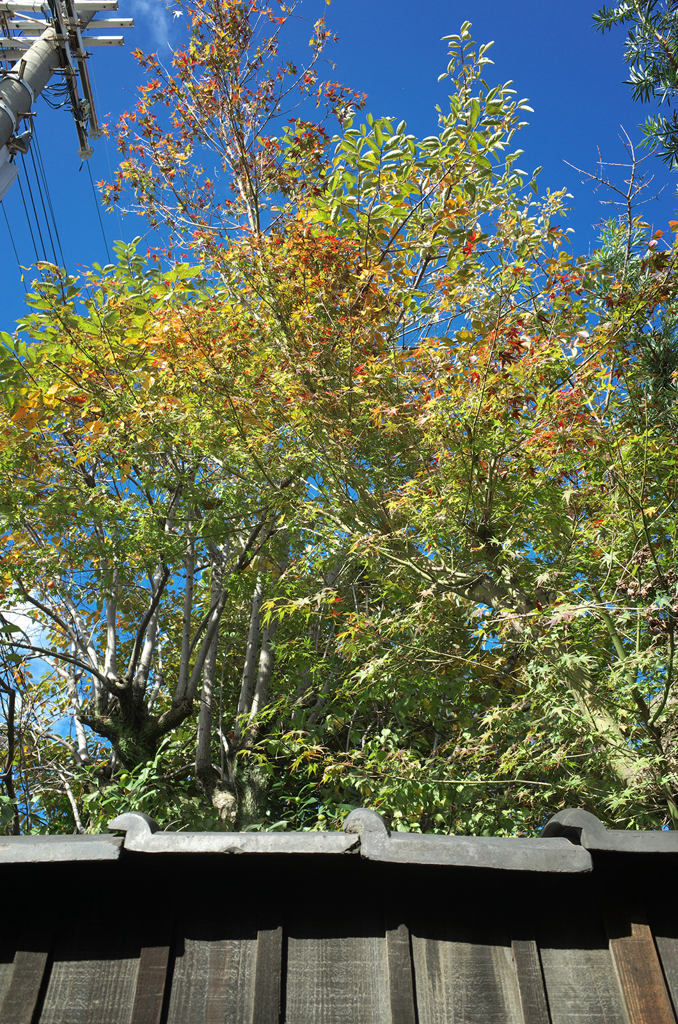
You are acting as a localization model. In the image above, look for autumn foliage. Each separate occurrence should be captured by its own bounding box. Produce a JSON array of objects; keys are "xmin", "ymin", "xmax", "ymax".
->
[{"xmin": 1, "ymin": 10, "xmax": 678, "ymax": 835}]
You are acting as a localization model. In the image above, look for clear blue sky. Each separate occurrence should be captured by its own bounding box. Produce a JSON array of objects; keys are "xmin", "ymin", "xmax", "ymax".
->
[{"xmin": 0, "ymin": 0, "xmax": 675, "ymax": 333}]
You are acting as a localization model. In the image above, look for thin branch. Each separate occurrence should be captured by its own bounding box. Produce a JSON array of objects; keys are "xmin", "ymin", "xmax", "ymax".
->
[
  {"xmin": 124, "ymin": 565, "xmax": 171, "ymax": 684},
  {"xmin": 11, "ymin": 642, "xmax": 110, "ymax": 689},
  {"xmin": 60, "ymin": 777, "xmax": 86, "ymax": 834}
]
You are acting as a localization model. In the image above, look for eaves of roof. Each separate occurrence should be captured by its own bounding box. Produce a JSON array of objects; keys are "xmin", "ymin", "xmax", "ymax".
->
[{"xmin": 1, "ymin": 806, "xmax": 677, "ymax": 869}]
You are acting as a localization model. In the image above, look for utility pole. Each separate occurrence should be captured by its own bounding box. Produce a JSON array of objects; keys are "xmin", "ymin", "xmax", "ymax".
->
[{"xmin": 0, "ymin": 1, "xmax": 132, "ymax": 199}]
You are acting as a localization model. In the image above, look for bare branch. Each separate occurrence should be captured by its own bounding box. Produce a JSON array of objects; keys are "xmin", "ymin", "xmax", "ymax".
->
[
  {"xmin": 60, "ymin": 777, "xmax": 86, "ymax": 834},
  {"xmin": 125, "ymin": 565, "xmax": 171, "ymax": 686}
]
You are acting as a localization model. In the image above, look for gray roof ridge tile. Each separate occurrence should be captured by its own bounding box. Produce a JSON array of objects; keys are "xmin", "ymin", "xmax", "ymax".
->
[
  {"xmin": 0, "ymin": 832, "xmax": 123, "ymax": 863},
  {"xmin": 540, "ymin": 806, "xmax": 678, "ymax": 852},
  {"xmin": 1, "ymin": 807, "xmax": 676, "ymax": 867}
]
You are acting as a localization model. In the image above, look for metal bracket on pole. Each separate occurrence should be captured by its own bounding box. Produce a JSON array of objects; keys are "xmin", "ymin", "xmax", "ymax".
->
[
  {"xmin": 0, "ymin": 0, "xmax": 132, "ymax": 165},
  {"xmin": 62, "ymin": 0, "xmax": 99, "ymax": 139},
  {"xmin": 1, "ymin": 65, "xmax": 35, "ymax": 103},
  {"xmin": 0, "ymin": 142, "xmax": 19, "ymax": 200},
  {"xmin": 0, "ymin": 95, "xmax": 16, "ymax": 131}
]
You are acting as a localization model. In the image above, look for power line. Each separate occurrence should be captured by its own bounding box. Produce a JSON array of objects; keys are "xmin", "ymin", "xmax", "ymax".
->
[
  {"xmin": 16, "ymin": 175, "xmax": 40, "ymax": 263},
  {"xmin": 85, "ymin": 159, "xmax": 111, "ymax": 264},
  {"xmin": 25, "ymin": 147, "xmax": 59, "ymax": 267},
  {"xmin": 32, "ymin": 129, "xmax": 67, "ymax": 270},
  {"xmin": 41, "ymin": 80, "xmax": 69, "ymax": 111},
  {"xmin": 18, "ymin": 153, "xmax": 49, "ymax": 264},
  {"xmin": 89, "ymin": 64, "xmax": 124, "ymax": 244},
  {"xmin": 2, "ymin": 203, "xmax": 27, "ymax": 293}
]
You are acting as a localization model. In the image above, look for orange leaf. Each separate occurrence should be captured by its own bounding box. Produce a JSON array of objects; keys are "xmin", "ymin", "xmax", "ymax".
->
[{"xmin": 11, "ymin": 406, "xmax": 39, "ymax": 429}]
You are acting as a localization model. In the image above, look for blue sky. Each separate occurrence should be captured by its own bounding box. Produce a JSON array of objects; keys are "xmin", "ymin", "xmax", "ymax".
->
[{"xmin": 0, "ymin": 0, "xmax": 675, "ymax": 332}]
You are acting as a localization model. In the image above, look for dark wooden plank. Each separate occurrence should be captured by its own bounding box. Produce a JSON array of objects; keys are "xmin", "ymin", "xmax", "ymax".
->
[
  {"xmin": 605, "ymin": 902, "xmax": 676, "ymax": 1024},
  {"xmin": 40, "ymin": 952, "xmax": 140, "ymax": 1024},
  {"xmin": 252, "ymin": 923, "xmax": 283, "ymax": 1024},
  {"xmin": 286, "ymin": 921, "xmax": 390, "ymax": 1024},
  {"xmin": 129, "ymin": 904, "xmax": 175, "ymax": 1024},
  {"xmin": 0, "ymin": 961, "xmax": 15, "ymax": 1013},
  {"xmin": 538, "ymin": 943, "xmax": 628, "ymax": 1024},
  {"xmin": 385, "ymin": 920, "xmax": 416, "ymax": 1024},
  {"xmin": 130, "ymin": 944, "xmax": 171, "ymax": 1024},
  {"xmin": 641, "ymin": 880, "xmax": 678, "ymax": 1018},
  {"xmin": 165, "ymin": 892, "xmax": 258, "ymax": 1024},
  {"xmin": 0, "ymin": 934, "xmax": 18, "ymax": 1011},
  {"xmin": 0, "ymin": 949, "xmax": 50, "ymax": 1024},
  {"xmin": 653, "ymin": 933, "xmax": 678, "ymax": 1017},
  {"xmin": 536, "ymin": 881, "xmax": 628, "ymax": 1024},
  {"xmin": 167, "ymin": 933, "xmax": 259, "ymax": 1024},
  {"xmin": 39, "ymin": 911, "xmax": 140, "ymax": 1024},
  {"xmin": 408, "ymin": 873, "xmax": 527, "ymax": 1024},
  {"xmin": 512, "ymin": 939, "xmax": 550, "ymax": 1024},
  {"xmin": 411, "ymin": 928, "xmax": 522, "ymax": 1023}
]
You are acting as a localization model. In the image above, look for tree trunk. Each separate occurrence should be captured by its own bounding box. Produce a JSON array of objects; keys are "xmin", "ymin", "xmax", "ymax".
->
[
  {"xmin": 234, "ymin": 573, "xmax": 265, "ymax": 742},
  {"xmin": 246, "ymin": 616, "xmax": 278, "ymax": 739},
  {"xmin": 195, "ymin": 554, "xmax": 236, "ymax": 824},
  {"xmin": 233, "ymin": 756, "xmax": 269, "ymax": 830}
]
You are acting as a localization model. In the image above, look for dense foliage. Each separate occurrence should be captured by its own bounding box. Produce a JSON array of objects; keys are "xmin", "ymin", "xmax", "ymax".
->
[{"xmin": 1, "ymin": 4, "xmax": 678, "ymax": 836}]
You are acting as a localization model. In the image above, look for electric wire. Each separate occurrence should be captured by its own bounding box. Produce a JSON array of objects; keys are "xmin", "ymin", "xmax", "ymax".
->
[
  {"xmin": 90, "ymin": 63, "xmax": 124, "ymax": 242},
  {"xmin": 41, "ymin": 95, "xmax": 68, "ymax": 110},
  {"xmin": 41, "ymin": 81, "xmax": 69, "ymax": 110},
  {"xmin": 18, "ymin": 153, "xmax": 50, "ymax": 263},
  {"xmin": 33, "ymin": 128, "xmax": 67, "ymax": 269},
  {"xmin": 3, "ymin": 16, "xmax": 110, "ymax": 288},
  {"xmin": 16, "ymin": 175, "xmax": 40, "ymax": 263},
  {"xmin": 86, "ymin": 159, "xmax": 111, "ymax": 263},
  {"xmin": 2, "ymin": 203, "xmax": 27, "ymax": 293},
  {"xmin": 24, "ymin": 146, "xmax": 59, "ymax": 267}
]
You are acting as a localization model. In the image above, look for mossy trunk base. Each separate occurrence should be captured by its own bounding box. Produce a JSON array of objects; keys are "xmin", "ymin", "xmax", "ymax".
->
[{"xmin": 234, "ymin": 760, "xmax": 269, "ymax": 831}]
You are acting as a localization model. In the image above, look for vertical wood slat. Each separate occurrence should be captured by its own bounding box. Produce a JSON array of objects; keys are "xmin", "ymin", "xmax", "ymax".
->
[
  {"xmin": 252, "ymin": 921, "xmax": 283, "ymax": 1024},
  {"xmin": 0, "ymin": 949, "xmax": 50, "ymax": 1024},
  {"xmin": 605, "ymin": 902, "xmax": 676, "ymax": 1024},
  {"xmin": 654, "ymin": 934, "xmax": 678, "ymax": 1018},
  {"xmin": 130, "ymin": 944, "xmax": 172, "ymax": 1024},
  {"xmin": 385, "ymin": 920, "xmax": 416, "ymax": 1024},
  {"xmin": 512, "ymin": 939, "xmax": 550, "ymax": 1024}
]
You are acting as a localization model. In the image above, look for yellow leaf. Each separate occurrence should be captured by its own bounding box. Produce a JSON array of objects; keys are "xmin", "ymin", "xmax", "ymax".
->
[{"xmin": 11, "ymin": 406, "xmax": 39, "ymax": 429}]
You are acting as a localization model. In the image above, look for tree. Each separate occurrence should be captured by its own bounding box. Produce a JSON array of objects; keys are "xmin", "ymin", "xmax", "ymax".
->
[
  {"xmin": 103, "ymin": 0, "xmax": 366, "ymax": 254},
  {"xmin": 594, "ymin": 1, "xmax": 678, "ymax": 166},
  {"xmin": 0, "ymin": 247, "xmax": 309, "ymax": 828},
  {"xmin": 269, "ymin": 198, "xmax": 678, "ymax": 834},
  {"xmin": 2, "ymin": 9, "xmax": 678, "ymax": 836}
]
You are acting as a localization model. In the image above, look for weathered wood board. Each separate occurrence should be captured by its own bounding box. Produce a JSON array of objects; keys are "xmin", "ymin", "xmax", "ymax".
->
[
  {"xmin": 411, "ymin": 923, "xmax": 523, "ymax": 1024},
  {"xmin": 286, "ymin": 917, "xmax": 390, "ymax": 1024},
  {"xmin": 166, "ymin": 897, "xmax": 258, "ymax": 1024},
  {"xmin": 538, "ymin": 899, "xmax": 628, "ymax": 1024}
]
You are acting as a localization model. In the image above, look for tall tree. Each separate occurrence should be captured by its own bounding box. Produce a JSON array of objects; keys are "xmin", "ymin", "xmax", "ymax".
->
[
  {"xmin": 3, "ymin": 10, "xmax": 678, "ymax": 836},
  {"xmin": 0, "ymin": 247, "xmax": 306, "ymax": 828}
]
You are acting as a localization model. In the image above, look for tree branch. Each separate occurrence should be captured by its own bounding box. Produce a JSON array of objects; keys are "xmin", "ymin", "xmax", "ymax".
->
[{"xmin": 124, "ymin": 565, "xmax": 171, "ymax": 685}]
